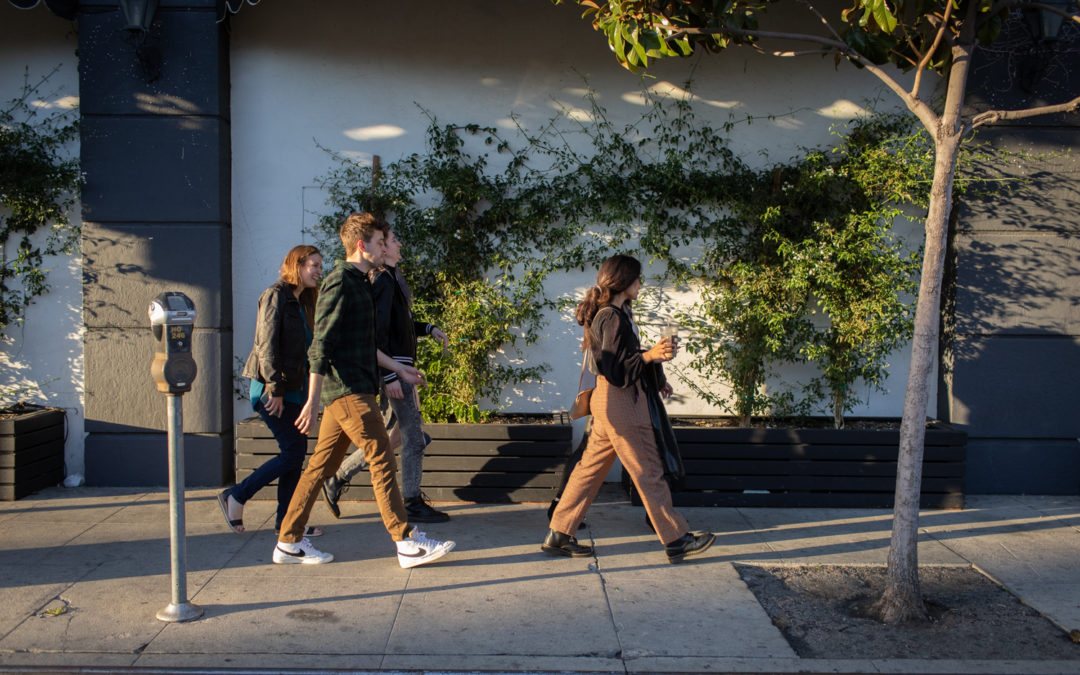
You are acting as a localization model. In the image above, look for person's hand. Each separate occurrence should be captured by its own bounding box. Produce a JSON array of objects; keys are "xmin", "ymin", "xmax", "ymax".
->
[
  {"xmin": 263, "ymin": 394, "xmax": 284, "ymax": 418},
  {"xmin": 660, "ymin": 382, "xmax": 673, "ymax": 399},
  {"xmin": 385, "ymin": 380, "xmax": 404, "ymax": 399},
  {"xmin": 295, "ymin": 399, "xmax": 318, "ymax": 434},
  {"xmin": 430, "ymin": 327, "xmax": 449, "ymax": 349},
  {"xmin": 396, "ymin": 365, "xmax": 428, "ymax": 388},
  {"xmin": 644, "ymin": 336, "xmax": 678, "ymax": 363}
]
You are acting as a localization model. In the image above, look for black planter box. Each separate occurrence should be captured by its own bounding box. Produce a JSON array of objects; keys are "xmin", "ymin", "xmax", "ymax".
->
[
  {"xmin": 624, "ymin": 420, "xmax": 966, "ymax": 509},
  {"xmin": 234, "ymin": 413, "xmax": 574, "ymax": 503},
  {"xmin": 0, "ymin": 406, "xmax": 65, "ymax": 501}
]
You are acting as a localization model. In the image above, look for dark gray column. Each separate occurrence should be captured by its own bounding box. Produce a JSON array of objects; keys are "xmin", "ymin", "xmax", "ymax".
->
[
  {"xmin": 945, "ymin": 20, "xmax": 1080, "ymax": 494},
  {"xmin": 80, "ymin": 0, "xmax": 232, "ymax": 486}
]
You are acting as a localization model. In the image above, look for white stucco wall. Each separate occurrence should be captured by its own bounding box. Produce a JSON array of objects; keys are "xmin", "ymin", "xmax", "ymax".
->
[
  {"xmin": 230, "ymin": 0, "xmax": 937, "ymax": 423},
  {"xmin": 0, "ymin": 5, "xmax": 84, "ymax": 478}
]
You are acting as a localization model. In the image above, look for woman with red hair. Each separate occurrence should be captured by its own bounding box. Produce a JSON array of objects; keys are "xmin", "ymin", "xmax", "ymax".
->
[{"xmin": 218, "ymin": 244, "xmax": 323, "ymax": 537}]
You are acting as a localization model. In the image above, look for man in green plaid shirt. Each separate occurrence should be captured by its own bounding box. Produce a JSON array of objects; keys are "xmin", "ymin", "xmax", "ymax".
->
[{"xmin": 273, "ymin": 212, "xmax": 455, "ymax": 569}]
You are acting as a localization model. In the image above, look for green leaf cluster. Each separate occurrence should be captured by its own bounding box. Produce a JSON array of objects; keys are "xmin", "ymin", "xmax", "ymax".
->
[
  {"xmin": 313, "ymin": 88, "xmax": 931, "ymax": 425},
  {"xmin": 311, "ymin": 111, "xmax": 580, "ymax": 422},
  {"xmin": 555, "ymin": 0, "xmax": 1009, "ymax": 77}
]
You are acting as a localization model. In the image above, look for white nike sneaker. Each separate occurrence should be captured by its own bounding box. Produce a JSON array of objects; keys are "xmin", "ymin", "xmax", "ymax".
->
[
  {"xmin": 273, "ymin": 537, "xmax": 333, "ymax": 564},
  {"xmin": 396, "ymin": 528, "xmax": 455, "ymax": 569}
]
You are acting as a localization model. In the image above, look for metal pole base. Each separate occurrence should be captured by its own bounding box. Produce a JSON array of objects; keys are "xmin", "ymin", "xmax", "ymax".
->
[{"xmin": 156, "ymin": 602, "xmax": 204, "ymax": 623}]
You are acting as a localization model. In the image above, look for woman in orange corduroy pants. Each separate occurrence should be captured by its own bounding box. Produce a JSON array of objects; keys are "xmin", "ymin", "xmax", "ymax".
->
[{"xmin": 542, "ymin": 254, "xmax": 715, "ymax": 564}]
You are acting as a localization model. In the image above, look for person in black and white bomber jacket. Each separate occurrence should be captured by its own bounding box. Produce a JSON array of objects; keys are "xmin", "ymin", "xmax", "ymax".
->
[{"xmin": 321, "ymin": 229, "xmax": 451, "ymax": 523}]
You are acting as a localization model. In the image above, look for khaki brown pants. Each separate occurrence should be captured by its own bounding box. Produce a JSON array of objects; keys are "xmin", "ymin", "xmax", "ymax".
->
[
  {"xmin": 551, "ymin": 375, "xmax": 689, "ymax": 545},
  {"xmin": 278, "ymin": 393, "xmax": 409, "ymax": 544}
]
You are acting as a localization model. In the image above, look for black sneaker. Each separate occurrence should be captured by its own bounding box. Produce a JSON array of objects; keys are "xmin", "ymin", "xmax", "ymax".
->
[
  {"xmin": 664, "ymin": 531, "xmax": 716, "ymax": 563},
  {"xmin": 321, "ymin": 476, "xmax": 347, "ymax": 519},
  {"xmin": 404, "ymin": 493, "xmax": 450, "ymax": 523}
]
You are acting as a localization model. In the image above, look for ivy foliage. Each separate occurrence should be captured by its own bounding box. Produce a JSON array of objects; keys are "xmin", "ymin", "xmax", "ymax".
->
[
  {"xmin": 0, "ymin": 68, "xmax": 81, "ymax": 340},
  {"xmin": 313, "ymin": 89, "xmax": 933, "ymax": 426},
  {"xmin": 312, "ymin": 114, "xmax": 584, "ymax": 422}
]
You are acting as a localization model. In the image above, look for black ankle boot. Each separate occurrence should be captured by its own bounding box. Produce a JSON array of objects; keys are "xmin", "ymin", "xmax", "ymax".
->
[
  {"xmin": 541, "ymin": 528, "xmax": 594, "ymax": 557},
  {"xmin": 664, "ymin": 531, "xmax": 716, "ymax": 563},
  {"xmin": 321, "ymin": 476, "xmax": 346, "ymax": 519}
]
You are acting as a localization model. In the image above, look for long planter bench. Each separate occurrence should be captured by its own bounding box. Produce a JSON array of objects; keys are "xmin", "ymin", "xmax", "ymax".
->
[
  {"xmin": 234, "ymin": 413, "xmax": 574, "ymax": 504},
  {"xmin": 623, "ymin": 420, "xmax": 966, "ymax": 509},
  {"xmin": 237, "ymin": 414, "xmax": 965, "ymax": 509}
]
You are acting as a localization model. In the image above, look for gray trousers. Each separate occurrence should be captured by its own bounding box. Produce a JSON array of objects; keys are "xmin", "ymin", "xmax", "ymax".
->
[{"xmin": 337, "ymin": 380, "xmax": 430, "ymax": 500}]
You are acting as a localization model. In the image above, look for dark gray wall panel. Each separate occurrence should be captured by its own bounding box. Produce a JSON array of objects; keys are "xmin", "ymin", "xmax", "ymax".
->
[
  {"xmin": 77, "ymin": 5, "xmax": 227, "ymax": 117},
  {"xmin": 963, "ymin": 16, "xmax": 1080, "ymax": 128},
  {"xmin": 949, "ymin": 335, "xmax": 1080, "ymax": 437},
  {"xmin": 944, "ymin": 22, "xmax": 1080, "ymax": 495},
  {"xmin": 80, "ymin": 116, "xmax": 229, "ymax": 224},
  {"xmin": 952, "ymin": 232, "xmax": 1079, "ymax": 335},
  {"xmin": 965, "ymin": 439, "xmax": 1080, "ymax": 494},
  {"xmin": 84, "ymin": 327, "xmax": 228, "ymax": 434},
  {"xmin": 82, "ymin": 222, "xmax": 230, "ymax": 329},
  {"xmin": 79, "ymin": 1, "xmax": 232, "ymax": 486},
  {"xmin": 85, "ymin": 432, "xmax": 230, "ymax": 487}
]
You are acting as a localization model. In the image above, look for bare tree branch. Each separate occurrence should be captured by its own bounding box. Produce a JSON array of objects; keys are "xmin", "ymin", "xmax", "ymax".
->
[
  {"xmin": 674, "ymin": 25, "xmax": 942, "ymax": 130},
  {"xmin": 800, "ymin": 0, "xmax": 845, "ymax": 43},
  {"xmin": 913, "ymin": 0, "xmax": 955, "ymax": 97},
  {"xmin": 971, "ymin": 95, "xmax": 1080, "ymax": 127},
  {"xmin": 754, "ymin": 47, "xmax": 838, "ymax": 57},
  {"xmin": 675, "ymin": 26, "xmax": 849, "ymax": 51}
]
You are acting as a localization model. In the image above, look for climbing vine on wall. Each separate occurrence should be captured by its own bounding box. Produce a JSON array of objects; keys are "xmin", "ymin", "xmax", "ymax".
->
[
  {"xmin": 0, "ymin": 67, "xmax": 81, "ymax": 343},
  {"xmin": 313, "ymin": 87, "xmax": 969, "ymax": 425}
]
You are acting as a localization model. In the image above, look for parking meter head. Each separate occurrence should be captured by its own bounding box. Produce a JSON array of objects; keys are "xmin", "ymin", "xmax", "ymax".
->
[{"xmin": 149, "ymin": 292, "xmax": 198, "ymax": 394}]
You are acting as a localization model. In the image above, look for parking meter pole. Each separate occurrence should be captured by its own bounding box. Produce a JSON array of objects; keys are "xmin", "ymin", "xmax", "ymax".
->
[
  {"xmin": 155, "ymin": 394, "xmax": 203, "ymax": 623},
  {"xmin": 148, "ymin": 291, "xmax": 200, "ymax": 623}
]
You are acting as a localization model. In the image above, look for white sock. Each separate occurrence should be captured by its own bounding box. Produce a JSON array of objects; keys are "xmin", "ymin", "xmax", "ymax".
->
[{"xmin": 277, "ymin": 541, "xmax": 300, "ymax": 553}]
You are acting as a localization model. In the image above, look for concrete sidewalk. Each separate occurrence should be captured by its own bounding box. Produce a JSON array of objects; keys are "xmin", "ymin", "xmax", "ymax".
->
[{"xmin": 0, "ymin": 486, "xmax": 1078, "ymax": 674}]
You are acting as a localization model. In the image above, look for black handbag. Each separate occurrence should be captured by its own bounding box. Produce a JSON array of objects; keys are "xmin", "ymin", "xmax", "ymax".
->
[{"xmin": 643, "ymin": 363, "xmax": 684, "ymax": 486}]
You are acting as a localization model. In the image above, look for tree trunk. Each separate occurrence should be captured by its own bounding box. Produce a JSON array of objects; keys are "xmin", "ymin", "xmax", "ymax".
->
[
  {"xmin": 871, "ymin": 23, "xmax": 975, "ymax": 624},
  {"xmin": 833, "ymin": 390, "xmax": 844, "ymax": 429},
  {"xmin": 871, "ymin": 132, "xmax": 962, "ymax": 623}
]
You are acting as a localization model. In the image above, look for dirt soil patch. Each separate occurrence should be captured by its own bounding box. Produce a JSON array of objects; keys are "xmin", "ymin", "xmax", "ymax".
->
[{"xmin": 738, "ymin": 564, "xmax": 1080, "ymax": 660}]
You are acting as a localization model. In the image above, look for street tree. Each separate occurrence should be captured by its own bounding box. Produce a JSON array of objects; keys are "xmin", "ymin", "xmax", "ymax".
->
[{"xmin": 553, "ymin": 0, "xmax": 1080, "ymax": 623}]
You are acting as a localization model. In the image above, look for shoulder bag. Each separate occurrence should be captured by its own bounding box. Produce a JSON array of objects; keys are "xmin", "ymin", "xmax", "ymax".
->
[{"xmin": 568, "ymin": 349, "xmax": 597, "ymax": 420}]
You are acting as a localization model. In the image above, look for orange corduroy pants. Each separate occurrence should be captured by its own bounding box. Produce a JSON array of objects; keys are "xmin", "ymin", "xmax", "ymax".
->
[{"xmin": 551, "ymin": 375, "xmax": 689, "ymax": 546}]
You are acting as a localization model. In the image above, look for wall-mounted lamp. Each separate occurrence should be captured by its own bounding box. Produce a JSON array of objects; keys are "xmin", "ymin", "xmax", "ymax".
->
[
  {"xmin": 119, "ymin": 0, "xmax": 162, "ymax": 82},
  {"xmin": 119, "ymin": 0, "xmax": 159, "ymax": 34},
  {"xmin": 1022, "ymin": 0, "xmax": 1074, "ymax": 43}
]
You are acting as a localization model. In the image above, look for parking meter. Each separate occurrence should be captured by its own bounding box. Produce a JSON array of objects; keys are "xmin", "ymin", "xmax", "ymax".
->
[
  {"xmin": 147, "ymin": 290, "xmax": 203, "ymax": 622},
  {"xmin": 149, "ymin": 292, "xmax": 197, "ymax": 394}
]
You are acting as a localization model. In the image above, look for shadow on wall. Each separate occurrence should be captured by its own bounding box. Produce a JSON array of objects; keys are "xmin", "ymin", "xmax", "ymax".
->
[{"xmin": 947, "ymin": 144, "xmax": 1079, "ymax": 494}]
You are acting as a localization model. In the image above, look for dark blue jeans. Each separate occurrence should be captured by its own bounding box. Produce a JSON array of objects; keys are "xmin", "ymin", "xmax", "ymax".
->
[{"xmin": 229, "ymin": 400, "xmax": 307, "ymax": 529}]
